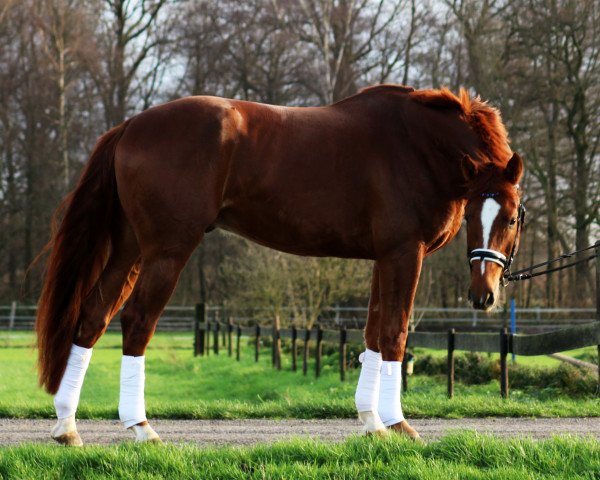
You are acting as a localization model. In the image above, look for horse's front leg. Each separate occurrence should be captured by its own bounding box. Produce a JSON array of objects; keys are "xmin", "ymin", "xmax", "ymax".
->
[
  {"xmin": 376, "ymin": 246, "xmax": 424, "ymax": 440},
  {"xmin": 355, "ymin": 264, "xmax": 386, "ymax": 434}
]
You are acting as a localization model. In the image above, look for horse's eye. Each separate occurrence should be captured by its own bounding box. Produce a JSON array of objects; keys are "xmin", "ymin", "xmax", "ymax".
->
[{"xmin": 509, "ymin": 217, "xmax": 517, "ymax": 226}]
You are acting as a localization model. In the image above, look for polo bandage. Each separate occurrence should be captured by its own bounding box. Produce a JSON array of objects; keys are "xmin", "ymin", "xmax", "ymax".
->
[
  {"xmin": 355, "ymin": 349, "xmax": 382, "ymax": 413},
  {"xmin": 54, "ymin": 344, "xmax": 93, "ymax": 419},
  {"xmin": 378, "ymin": 361, "xmax": 405, "ymax": 426},
  {"xmin": 119, "ymin": 355, "xmax": 147, "ymax": 428}
]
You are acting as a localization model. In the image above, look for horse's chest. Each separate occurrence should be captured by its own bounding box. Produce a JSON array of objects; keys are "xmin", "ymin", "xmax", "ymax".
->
[{"xmin": 423, "ymin": 202, "xmax": 465, "ymax": 253}]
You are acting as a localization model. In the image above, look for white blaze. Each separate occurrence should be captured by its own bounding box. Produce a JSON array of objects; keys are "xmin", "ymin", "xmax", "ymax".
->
[{"xmin": 480, "ymin": 198, "xmax": 501, "ymax": 275}]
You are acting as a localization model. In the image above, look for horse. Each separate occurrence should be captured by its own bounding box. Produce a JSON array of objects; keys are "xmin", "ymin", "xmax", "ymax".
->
[{"xmin": 35, "ymin": 84, "xmax": 524, "ymax": 445}]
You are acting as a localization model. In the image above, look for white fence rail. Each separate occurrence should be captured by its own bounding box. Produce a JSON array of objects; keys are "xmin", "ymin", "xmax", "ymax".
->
[{"xmin": 0, "ymin": 304, "xmax": 595, "ymax": 333}]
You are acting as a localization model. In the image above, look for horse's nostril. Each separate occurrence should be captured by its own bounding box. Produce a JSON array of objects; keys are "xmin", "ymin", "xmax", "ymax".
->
[{"xmin": 484, "ymin": 292, "xmax": 495, "ymax": 308}]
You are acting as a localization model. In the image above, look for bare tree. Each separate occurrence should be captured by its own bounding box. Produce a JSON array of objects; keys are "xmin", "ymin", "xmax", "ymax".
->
[
  {"xmin": 36, "ymin": 0, "xmax": 92, "ymax": 192},
  {"xmin": 273, "ymin": 0, "xmax": 411, "ymax": 103},
  {"xmin": 87, "ymin": 0, "xmax": 170, "ymax": 128},
  {"xmin": 506, "ymin": 0, "xmax": 600, "ymax": 302},
  {"xmin": 443, "ymin": 0, "xmax": 510, "ymax": 96}
]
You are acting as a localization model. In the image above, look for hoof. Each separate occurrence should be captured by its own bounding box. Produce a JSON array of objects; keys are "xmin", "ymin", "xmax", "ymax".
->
[
  {"xmin": 389, "ymin": 420, "xmax": 424, "ymax": 442},
  {"xmin": 51, "ymin": 416, "xmax": 83, "ymax": 447},
  {"xmin": 358, "ymin": 411, "xmax": 387, "ymax": 436},
  {"xmin": 129, "ymin": 422, "xmax": 162, "ymax": 443},
  {"xmin": 52, "ymin": 430, "xmax": 83, "ymax": 446}
]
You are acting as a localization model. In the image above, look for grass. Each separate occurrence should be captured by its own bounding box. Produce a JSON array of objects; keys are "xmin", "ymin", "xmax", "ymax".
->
[
  {"xmin": 1, "ymin": 331, "xmax": 599, "ymax": 420},
  {"xmin": 1, "ymin": 432, "xmax": 599, "ymax": 479}
]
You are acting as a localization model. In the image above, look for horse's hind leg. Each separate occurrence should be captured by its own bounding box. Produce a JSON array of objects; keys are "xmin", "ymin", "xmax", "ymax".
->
[
  {"xmin": 117, "ymin": 241, "xmax": 200, "ymax": 442},
  {"xmin": 51, "ymin": 223, "xmax": 140, "ymax": 446},
  {"xmin": 75, "ymin": 224, "xmax": 141, "ymax": 347}
]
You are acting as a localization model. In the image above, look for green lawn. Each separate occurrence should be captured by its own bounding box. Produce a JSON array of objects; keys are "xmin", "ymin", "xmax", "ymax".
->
[
  {"xmin": 1, "ymin": 433, "xmax": 599, "ymax": 479},
  {"xmin": 1, "ymin": 332, "xmax": 599, "ymax": 420}
]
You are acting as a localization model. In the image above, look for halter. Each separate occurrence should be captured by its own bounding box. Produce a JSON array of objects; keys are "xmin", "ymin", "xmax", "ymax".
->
[{"xmin": 467, "ymin": 194, "xmax": 526, "ymax": 286}]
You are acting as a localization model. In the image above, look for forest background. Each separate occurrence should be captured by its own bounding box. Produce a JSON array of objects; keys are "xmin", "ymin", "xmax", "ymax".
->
[{"xmin": 0, "ymin": 0, "xmax": 598, "ymax": 326}]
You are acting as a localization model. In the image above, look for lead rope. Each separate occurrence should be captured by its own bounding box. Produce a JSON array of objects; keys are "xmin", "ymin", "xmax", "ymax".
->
[{"xmin": 504, "ymin": 243, "xmax": 599, "ymax": 283}]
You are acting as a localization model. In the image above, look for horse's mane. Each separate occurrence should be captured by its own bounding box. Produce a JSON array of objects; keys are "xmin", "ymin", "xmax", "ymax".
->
[
  {"xmin": 352, "ymin": 84, "xmax": 511, "ymax": 168},
  {"xmin": 409, "ymin": 87, "xmax": 512, "ymax": 167},
  {"xmin": 359, "ymin": 84, "xmax": 416, "ymax": 95}
]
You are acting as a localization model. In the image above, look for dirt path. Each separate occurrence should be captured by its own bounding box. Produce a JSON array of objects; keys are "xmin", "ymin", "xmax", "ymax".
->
[{"xmin": 1, "ymin": 418, "xmax": 599, "ymax": 446}]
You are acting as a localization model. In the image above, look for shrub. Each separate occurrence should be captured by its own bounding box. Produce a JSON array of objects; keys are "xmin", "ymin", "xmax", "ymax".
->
[{"xmin": 413, "ymin": 352, "xmax": 597, "ymax": 396}]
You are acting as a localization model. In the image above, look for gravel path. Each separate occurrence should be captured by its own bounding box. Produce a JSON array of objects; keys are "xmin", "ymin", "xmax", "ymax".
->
[{"xmin": 1, "ymin": 418, "xmax": 599, "ymax": 446}]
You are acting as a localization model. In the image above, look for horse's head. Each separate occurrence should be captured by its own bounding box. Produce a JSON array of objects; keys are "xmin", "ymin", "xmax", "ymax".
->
[{"xmin": 463, "ymin": 152, "xmax": 525, "ymax": 311}]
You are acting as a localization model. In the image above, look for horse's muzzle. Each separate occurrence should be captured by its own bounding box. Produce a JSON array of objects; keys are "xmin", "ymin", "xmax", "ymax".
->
[{"xmin": 468, "ymin": 288, "xmax": 496, "ymax": 311}]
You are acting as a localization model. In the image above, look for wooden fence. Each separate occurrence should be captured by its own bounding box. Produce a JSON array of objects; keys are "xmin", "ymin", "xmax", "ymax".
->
[
  {"xmin": 194, "ymin": 242, "xmax": 600, "ymax": 398},
  {"xmin": 194, "ymin": 310, "xmax": 600, "ymax": 399},
  {"xmin": 1, "ymin": 305, "xmax": 597, "ymax": 333}
]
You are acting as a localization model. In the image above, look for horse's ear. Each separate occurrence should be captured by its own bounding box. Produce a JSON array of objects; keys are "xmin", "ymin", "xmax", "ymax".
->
[
  {"xmin": 461, "ymin": 154, "xmax": 479, "ymax": 182},
  {"xmin": 504, "ymin": 152, "xmax": 524, "ymax": 184}
]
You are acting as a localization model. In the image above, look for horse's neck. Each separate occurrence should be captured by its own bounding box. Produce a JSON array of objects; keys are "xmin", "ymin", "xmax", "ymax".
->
[{"xmin": 337, "ymin": 93, "xmax": 478, "ymax": 201}]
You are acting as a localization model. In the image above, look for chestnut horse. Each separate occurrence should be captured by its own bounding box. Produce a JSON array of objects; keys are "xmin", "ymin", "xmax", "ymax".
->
[{"xmin": 36, "ymin": 85, "xmax": 524, "ymax": 445}]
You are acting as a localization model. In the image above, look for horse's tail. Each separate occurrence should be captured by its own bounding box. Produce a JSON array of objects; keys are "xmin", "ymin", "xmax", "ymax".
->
[{"xmin": 36, "ymin": 120, "xmax": 130, "ymax": 394}]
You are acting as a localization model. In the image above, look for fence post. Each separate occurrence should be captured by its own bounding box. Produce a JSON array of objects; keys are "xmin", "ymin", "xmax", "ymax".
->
[
  {"xmin": 271, "ymin": 323, "xmax": 276, "ymax": 367},
  {"xmin": 291, "ymin": 326, "xmax": 298, "ymax": 372},
  {"xmin": 271, "ymin": 318, "xmax": 281, "ymax": 369},
  {"xmin": 194, "ymin": 303, "xmax": 205, "ymax": 356},
  {"xmin": 213, "ymin": 321, "xmax": 220, "ymax": 354},
  {"xmin": 254, "ymin": 325, "xmax": 261, "ymax": 362},
  {"xmin": 275, "ymin": 316, "xmax": 282, "ymax": 371},
  {"xmin": 302, "ymin": 328, "xmax": 310, "ymax": 376},
  {"xmin": 510, "ymin": 298, "xmax": 517, "ymax": 363},
  {"xmin": 205, "ymin": 321, "xmax": 210, "ymax": 356},
  {"xmin": 447, "ymin": 328, "xmax": 455, "ymax": 398},
  {"xmin": 339, "ymin": 326, "xmax": 347, "ymax": 381},
  {"xmin": 270, "ymin": 319, "xmax": 281, "ymax": 370},
  {"xmin": 236, "ymin": 325, "xmax": 241, "ymax": 361},
  {"xmin": 227, "ymin": 318, "xmax": 233, "ymax": 357},
  {"xmin": 595, "ymin": 241, "xmax": 600, "ymax": 396},
  {"xmin": 500, "ymin": 328, "xmax": 509, "ymax": 398},
  {"xmin": 315, "ymin": 325, "xmax": 323, "ymax": 378},
  {"xmin": 8, "ymin": 301, "xmax": 16, "ymax": 331}
]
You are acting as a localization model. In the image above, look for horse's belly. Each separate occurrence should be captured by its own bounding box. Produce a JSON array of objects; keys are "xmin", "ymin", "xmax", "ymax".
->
[{"xmin": 215, "ymin": 206, "xmax": 374, "ymax": 259}]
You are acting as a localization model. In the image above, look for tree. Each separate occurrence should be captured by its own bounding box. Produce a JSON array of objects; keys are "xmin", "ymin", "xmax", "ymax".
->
[
  {"xmin": 273, "ymin": 0, "xmax": 415, "ymax": 103},
  {"xmin": 87, "ymin": 0, "xmax": 170, "ymax": 128},
  {"xmin": 505, "ymin": 0, "xmax": 600, "ymax": 302},
  {"xmin": 36, "ymin": 0, "xmax": 93, "ymax": 192}
]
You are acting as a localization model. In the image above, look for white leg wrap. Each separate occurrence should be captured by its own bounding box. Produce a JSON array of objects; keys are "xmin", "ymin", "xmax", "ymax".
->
[
  {"xmin": 355, "ymin": 349, "xmax": 385, "ymax": 432},
  {"xmin": 119, "ymin": 355, "xmax": 147, "ymax": 428},
  {"xmin": 378, "ymin": 361, "xmax": 405, "ymax": 427},
  {"xmin": 54, "ymin": 344, "xmax": 93, "ymax": 419}
]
